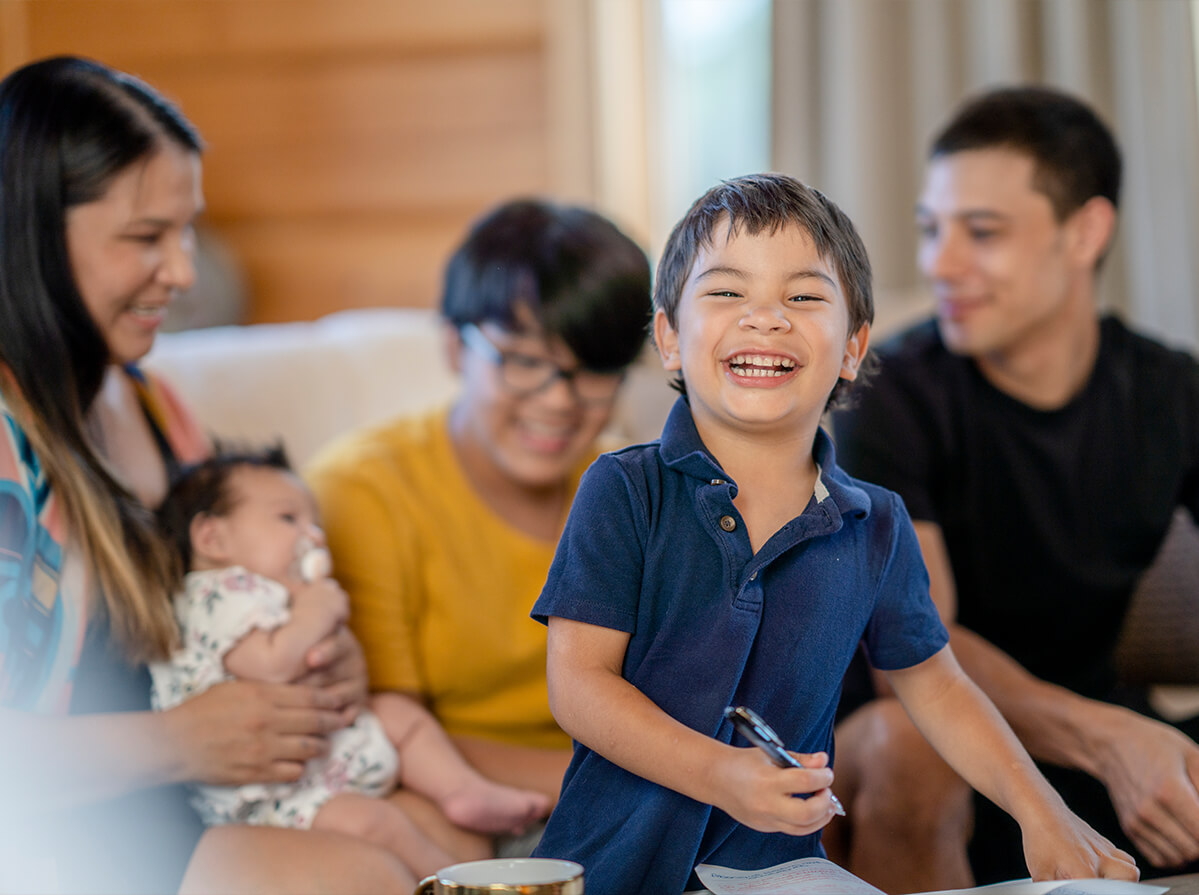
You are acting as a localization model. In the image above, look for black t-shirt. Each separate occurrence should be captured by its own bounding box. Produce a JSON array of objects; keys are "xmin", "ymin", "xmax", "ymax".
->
[{"xmin": 832, "ymin": 316, "xmax": 1199, "ymax": 699}]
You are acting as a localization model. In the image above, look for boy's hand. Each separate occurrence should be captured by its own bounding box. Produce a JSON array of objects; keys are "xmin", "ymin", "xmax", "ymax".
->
[
  {"xmin": 1020, "ymin": 802, "xmax": 1140, "ymax": 882},
  {"xmin": 715, "ymin": 746, "xmax": 841, "ymax": 836}
]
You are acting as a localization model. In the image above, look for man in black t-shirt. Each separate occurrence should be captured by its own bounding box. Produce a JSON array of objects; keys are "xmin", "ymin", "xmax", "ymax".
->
[{"xmin": 825, "ymin": 86, "xmax": 1199, "ymax": 892}]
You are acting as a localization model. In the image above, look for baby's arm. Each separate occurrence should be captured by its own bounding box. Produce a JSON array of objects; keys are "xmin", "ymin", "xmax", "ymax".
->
[
  {"xmin": 546, "ymin": 616, "xmax": 841, "ymax": 835},
  {"xmin": 224, "ymin": 578, "xmax": 349, "ymax": 684},
  {"xmin": 885, "ymin": 646, "xmax": 1139, "ymax": 881}
]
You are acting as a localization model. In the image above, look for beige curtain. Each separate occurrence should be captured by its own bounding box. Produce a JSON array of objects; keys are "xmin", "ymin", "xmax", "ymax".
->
[{"xmin": 772, "ymin": 0, "xmax": 1199, "ymax": 351}]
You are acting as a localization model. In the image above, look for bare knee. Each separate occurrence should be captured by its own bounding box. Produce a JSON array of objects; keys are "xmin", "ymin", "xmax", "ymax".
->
[
  {"xmin": 183, "ymin": 824, "xmax": 415, "ymax": 894},
  {"xmin": 837, "ymin": 699, "xmax": 973, "ymax": 839}
]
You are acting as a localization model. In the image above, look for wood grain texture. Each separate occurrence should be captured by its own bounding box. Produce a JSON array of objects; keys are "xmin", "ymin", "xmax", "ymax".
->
[{"xmin": 2, "ymin": 0, "xmax": 574, "ymax": 323}]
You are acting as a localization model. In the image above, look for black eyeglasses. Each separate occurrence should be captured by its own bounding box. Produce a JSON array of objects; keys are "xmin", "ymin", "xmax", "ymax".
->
[{"xmin": 459, "ymin": 324, "xmax": 624, "ymax": 406}]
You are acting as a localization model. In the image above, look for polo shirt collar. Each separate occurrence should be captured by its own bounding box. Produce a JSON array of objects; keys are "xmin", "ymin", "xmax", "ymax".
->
[{"xmin": 659, "ymin": 395, "xmax": 873, "ymax": 521}]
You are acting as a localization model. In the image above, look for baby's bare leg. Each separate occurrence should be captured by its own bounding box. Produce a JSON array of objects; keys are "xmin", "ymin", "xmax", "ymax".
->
[
  {"xmin": 313, "ymin": 791, "xmax": 455, "ymax": 880},
  {"xmin": 372, "ymin": 692, "xmax": 550, "ymax": 834}
]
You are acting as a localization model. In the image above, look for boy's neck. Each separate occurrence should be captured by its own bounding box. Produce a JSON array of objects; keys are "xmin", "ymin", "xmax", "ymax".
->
[{"xmin": 692, "ymin": 411, "xmax": 822, "ymax": 554}]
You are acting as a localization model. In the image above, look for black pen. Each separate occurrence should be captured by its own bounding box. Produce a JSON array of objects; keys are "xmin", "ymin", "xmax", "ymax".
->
[{"xmin": 724, "ymin": 705, "xmax": 847, "ymax": 816}]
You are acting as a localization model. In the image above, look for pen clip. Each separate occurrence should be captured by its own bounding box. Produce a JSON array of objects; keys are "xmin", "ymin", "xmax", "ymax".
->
[{"xmin": 724, "ymin": 705, "xmax": 786, "ymax": 749}]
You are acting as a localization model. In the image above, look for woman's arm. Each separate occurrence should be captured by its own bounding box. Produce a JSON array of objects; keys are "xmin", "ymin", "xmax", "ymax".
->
[
  {"xmin": 1, "ymin": 679, "xmax": 342, "ymax": 811},
  {"xmin": 885, "ymin": 646, "xmax": 1139, "ymax": 881},
  {"xmin": 545, "ymin": 616, "xmax": 839, "ymax": 835}
]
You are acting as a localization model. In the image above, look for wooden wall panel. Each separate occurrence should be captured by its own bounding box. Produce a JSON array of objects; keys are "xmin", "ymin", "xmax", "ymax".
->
[
  {"xmin": 0, "ymin": 0, "xmax": 580, "ymax": 324},
  {"xmin": 18, "ymin": 1, "xmax": 543, "ymax": 64},
  {"xmin": 220, "ymin": 217, "xmax": 467, "ymax": 324}
]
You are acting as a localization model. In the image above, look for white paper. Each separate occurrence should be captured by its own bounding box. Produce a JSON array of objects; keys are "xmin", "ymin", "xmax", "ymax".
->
[
  {"xmin": 696, "ymin": 857, "xmax": 886, "ymax": 895},
  {"xmin": 695, "ymin": 858, "xmax": 1168, "ymax": 895},
  {"xmin": 921, "ymin": 880, "xmax": 1167, "ymax": 895}
]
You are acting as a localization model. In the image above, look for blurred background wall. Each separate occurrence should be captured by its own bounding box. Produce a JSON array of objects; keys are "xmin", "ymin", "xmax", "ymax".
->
[
  {"xmin": 2, "ymin": 0, "xmax": 1197, "ymax": 349},
  {"xmin": 0, "ymin": 0, "xmax": 604, "ymax": 324}
]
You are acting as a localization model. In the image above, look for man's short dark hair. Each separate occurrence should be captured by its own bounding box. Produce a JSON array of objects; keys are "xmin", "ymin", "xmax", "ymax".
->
[
  {"xmin": 440, "ymin": 199, "xmax": 652, "ymax": 373},
  {"xmin": 930, "ymin": 85, "xmax": 1121, "ymax": 220},
  {"xmin": 653, "ymin": 173, "xmax": 875, "ymax": 408}
]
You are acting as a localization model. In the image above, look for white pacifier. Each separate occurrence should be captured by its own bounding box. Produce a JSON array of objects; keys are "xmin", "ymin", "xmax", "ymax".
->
[{"xmin": 296, "ymin": 537, "xmax": 332, "ymax": 583}]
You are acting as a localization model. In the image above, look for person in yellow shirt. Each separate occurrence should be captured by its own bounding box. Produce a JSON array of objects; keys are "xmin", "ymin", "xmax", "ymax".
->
[{"xmin": 306, "ymin": 198, "xmax": 652, "ymax": 858}]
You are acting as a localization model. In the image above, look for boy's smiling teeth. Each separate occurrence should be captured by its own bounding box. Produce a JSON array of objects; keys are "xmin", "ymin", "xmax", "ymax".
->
[{"xmin": 728, "ymin": 354, "xmax": 797, "ymax": 377}]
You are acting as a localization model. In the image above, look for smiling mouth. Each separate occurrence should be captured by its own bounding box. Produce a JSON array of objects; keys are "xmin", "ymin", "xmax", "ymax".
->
[{"xmin": 727, "ymin": 353, "xmax": 797, "ymax": 378}]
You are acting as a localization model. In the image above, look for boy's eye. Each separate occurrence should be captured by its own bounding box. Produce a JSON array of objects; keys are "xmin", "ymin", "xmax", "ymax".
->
[
  {"xmin": 707, "ymin": 290, "xmax": 742, "ymax": 298},
  {"xmin": 968, "ymin": 227, "xmax": 1000, "ymax": 242},
  {"xmin": 279, "ymin": 512, "xmax": 298, "ymax": 524},
  {"xmin": 787, "ymin": 294, "xmax": 824, "ymax": 303}
]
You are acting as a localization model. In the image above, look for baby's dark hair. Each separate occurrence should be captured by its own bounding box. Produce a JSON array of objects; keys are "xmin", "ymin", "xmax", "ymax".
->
[
  {"xmin": 158, "ymin": 442, "xmax": 292, "ymax": 584},
  {"xmin": 654, "ymin": 173, "xmax": 875, "ymax": 408}
]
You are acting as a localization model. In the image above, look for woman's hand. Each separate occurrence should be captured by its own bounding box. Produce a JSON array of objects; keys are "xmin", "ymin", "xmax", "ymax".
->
[
  {"xmin": 163, "ymin": 679, "xmax": 345, "ymax": 786},
  {"xmin": 295, "ymin": 622, "xmax": 370, "ymax": 724}
]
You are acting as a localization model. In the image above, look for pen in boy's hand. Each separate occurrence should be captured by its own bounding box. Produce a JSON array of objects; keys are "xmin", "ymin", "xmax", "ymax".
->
[{"xmin": 724, "ymin": 706, "xmax": 847, "ymax": 817}]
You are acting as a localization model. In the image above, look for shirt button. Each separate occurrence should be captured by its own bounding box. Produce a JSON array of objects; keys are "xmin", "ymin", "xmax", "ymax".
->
[
  {"xmin": 719, "ymin": 515, "xmax": 736, "ymax": 532},
  {"xmin": 710, "ymin": 478, "xmax": 727, "ymax": 486},
  {"xmin": 749, "ymin": 571, "xmax": 757, "ymax": 581}
]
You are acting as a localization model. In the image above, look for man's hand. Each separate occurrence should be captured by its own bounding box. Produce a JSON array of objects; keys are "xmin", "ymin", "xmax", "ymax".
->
[
  {"xmin": 164, "ymin": 679, "xmax": 343, "ymax": 786},
  {"xmin": 296, "ymin": 623, "xmax": 370, "ymax": 724},
  {"xmin": 1095, "ymin": 707, "xmax": 1199, "ymax": 867}
]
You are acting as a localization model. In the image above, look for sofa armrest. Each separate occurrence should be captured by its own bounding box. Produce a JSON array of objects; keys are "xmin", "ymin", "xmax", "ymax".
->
[{"xmin": 1114, "ymin": 509, "xmax": 1199, "ymax": 686}]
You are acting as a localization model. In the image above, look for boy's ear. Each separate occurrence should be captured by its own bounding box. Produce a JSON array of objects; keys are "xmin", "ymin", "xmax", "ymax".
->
[
  {"xmin": 653, "ymin": 309, "xmax": 682, "ymax": 371},
  {"xmin": 839, "ymin": 323, "xmax": 871, "ymax": 381},
  {"xmin": 189, "ymin": 513, "xmax": 233, "ymax": 567},
  {"xmin": 442, "ymin": 320, "xmax": 464, "ymax": 374}
]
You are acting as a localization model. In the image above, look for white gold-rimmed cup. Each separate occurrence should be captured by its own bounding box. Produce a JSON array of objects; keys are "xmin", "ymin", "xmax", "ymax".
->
[{"xmin": 413, "ymin": 858, "xmax": 583, "ymax": 894}]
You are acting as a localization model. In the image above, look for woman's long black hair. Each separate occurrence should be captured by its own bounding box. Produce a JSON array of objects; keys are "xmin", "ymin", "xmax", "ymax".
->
[{"xmin": 0, "ymin": 56, "xmax": 203, "ymax": 660}]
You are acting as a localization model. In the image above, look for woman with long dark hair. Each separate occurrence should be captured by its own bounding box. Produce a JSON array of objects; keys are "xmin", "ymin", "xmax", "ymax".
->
[{"xmin": 0, "ymin": 56, "xmax": 411, "ymax": 893}]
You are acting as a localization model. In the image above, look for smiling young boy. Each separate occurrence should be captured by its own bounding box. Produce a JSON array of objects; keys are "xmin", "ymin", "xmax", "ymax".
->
[{"xmin": 529, "ymin": 174, "xmax": 1138, "ymax": 894}]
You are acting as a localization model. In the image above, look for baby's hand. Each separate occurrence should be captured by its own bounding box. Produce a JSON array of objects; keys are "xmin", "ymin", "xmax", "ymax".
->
[
  {"xmin": 1022, "ymin": 803, "xmax": 1139, "ymax": 881},
  {"xmin": 714, "ymin": 746, "xmax": 840, "ymax": 836},
  {"xmin": 289, "ymin": 577, "xmax": 350, "ymax": 625}
]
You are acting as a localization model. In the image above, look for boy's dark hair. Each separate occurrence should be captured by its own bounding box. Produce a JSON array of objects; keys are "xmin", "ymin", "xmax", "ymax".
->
[
  {"xmin": 158, "ymin": 443, "xmax": 292, "ymax": 584},
  {"xmin": 440, "ymin": 199, "xmax": 652, "ymax": 372},
  {"xmin": 930, "ymin": 85, "xmax": 1121, "ymax": 221},
  {"xmin": 653, "ymin": 173, "xmax": 874, "ymax": 408}
]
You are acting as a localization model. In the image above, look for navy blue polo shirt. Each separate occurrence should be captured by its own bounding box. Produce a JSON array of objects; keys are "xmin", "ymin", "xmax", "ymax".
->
[{"xmin": 531, "ymin": 397, "xmax": 948, "ymax": 895}]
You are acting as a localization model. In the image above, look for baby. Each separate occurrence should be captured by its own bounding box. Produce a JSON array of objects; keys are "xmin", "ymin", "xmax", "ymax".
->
[{"xmin": 149, "ymin": 445, "xmax": 548, "ymax": 877}]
